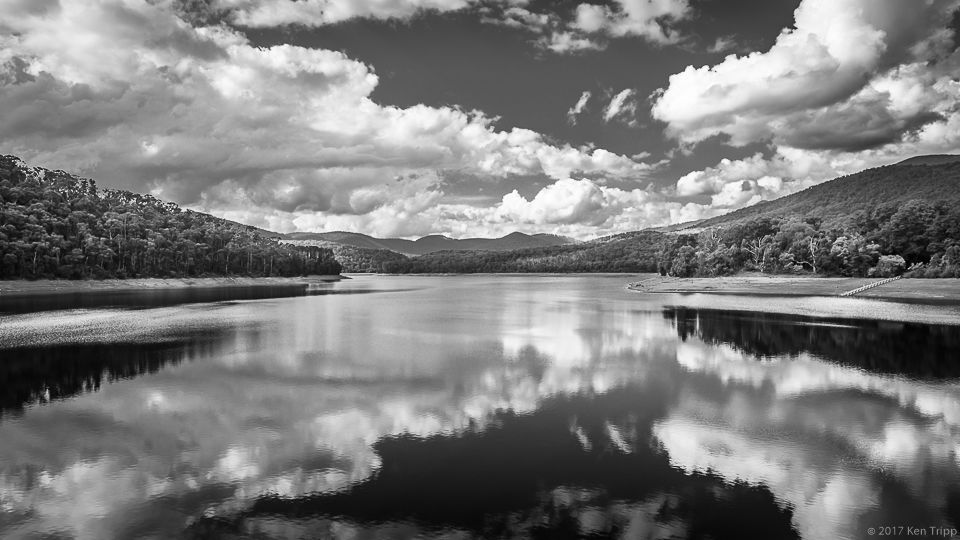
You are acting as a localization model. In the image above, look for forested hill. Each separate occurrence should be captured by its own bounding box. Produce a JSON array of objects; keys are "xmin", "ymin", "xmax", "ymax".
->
[
  {"xmin": 282, "ymin": 231, "xmax": 577, "ymax": 255},
  {"xmin": 0, "ymin": 155, "xmax": 341, "ymax": 279},
  {"xmin": 695, "ymin": 161, "xmax": 960, "ymax": 229},
  {"xmin": 897, "ymin": 155, "xmax": 960, "ymax": 166},
  {"xmin": 287, "ymin": 231, "xmax": 665, "ymax": 274}
]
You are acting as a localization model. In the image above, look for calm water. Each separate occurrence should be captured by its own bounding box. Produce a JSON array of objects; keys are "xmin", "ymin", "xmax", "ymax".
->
[{"xmin": 2, "ymin": 275, "xmax": 960, "ymax": 540}]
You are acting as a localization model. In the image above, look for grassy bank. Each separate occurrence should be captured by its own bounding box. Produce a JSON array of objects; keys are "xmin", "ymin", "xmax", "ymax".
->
[
  {"xmin": 629, "ymin": 274, "xmax": 960, "ymax": 302},
  {"xmin": 0, "ymin": 275, "xmax": 344, "ymax": 294}
]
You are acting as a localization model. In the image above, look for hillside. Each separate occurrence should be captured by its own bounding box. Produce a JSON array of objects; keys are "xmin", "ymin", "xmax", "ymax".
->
[
  {"xmin": 284, "ymin": 239, "xmax": 409, "ymax": 273},
  {"xmin": 287, "ymin": 230, "xmax": 665, "ymax": 274},
  {"xmin": 897, "ymin": 155, "xmax": 960, "ymax": 166},
  {"xmin": 282, "ymin": 230, "xmax": 578, "ymax": 255},
  {"xmin": 0, "ymin": 156, "xmax": 341, "ymax": 279},
  {"xmin": 695, "ymin": 161, "xmax": 960, "ymax": 229}
]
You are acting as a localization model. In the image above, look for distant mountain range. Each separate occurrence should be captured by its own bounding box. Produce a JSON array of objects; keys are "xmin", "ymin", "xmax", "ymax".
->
[
  {"xmin": 279, "ymin": 231, "xmax": 578, "ymax": 255},
  {"xmin": 691, "ymin": 158, "xmax": 960, "ymax": 229}
]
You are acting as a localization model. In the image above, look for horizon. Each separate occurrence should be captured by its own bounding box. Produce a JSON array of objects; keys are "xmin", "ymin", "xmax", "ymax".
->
[{"xmin": 3, "ymin": 0, "xmax": 960, "ymax": 240}]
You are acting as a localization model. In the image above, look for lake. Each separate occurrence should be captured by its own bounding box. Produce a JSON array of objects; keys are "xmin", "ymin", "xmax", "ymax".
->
[{"xmin": 2, "ymin": 275, "xmax": 960, "ymax": 540}]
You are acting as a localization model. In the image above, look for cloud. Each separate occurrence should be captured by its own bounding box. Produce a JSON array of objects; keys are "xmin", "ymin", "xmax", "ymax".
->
[
  {"xmin": 240, "ymin": 175, "xmax": 696, "ymax": 240},
  {"xmin": 224, "ymin": 0, "xmax": 525, "ymax": 27},
  {"xmin": 603, "ymin": 88, "xmax": 637, "ymax": 123},
  {"xmin": 707, "ymin": 35, "xmax": 738, "ymax": 54},
  {"xmin": 479, "ymin": 0, "xmax": 689, "ymax": 54},
  {"xmin": 669, "ymin": 110, "xmax": 960, "ymax": 221},
  {"xmin": 573, "ymin": 0, "xmax": 689, "ymax": 43},
  {"xmin": 537, "ymin": 30, "xmax": 606, "ymax": 53},
  {"xmin": 481, "ymin": 6, "xmax": 553, "ymax": 31},
  {"xmin": 566, "ymin": 91, "xmax": 592, "ymax": 124},
  {"xmin": 0, "ymin": 0, "xmax": 657, "ymax": 238},
  {"xmin": 652, "ymin": 0, "xmax": 960, "ymax": 149}
]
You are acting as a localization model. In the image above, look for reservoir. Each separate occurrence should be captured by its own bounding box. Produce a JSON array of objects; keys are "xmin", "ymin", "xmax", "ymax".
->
[{"xmin": 2, "ymin": 275, "xmax": 960, "ymax": 540}]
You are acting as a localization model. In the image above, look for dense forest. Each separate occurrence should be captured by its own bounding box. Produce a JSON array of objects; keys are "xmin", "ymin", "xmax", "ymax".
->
[
  {"xmin": 285, "ymin": 239, "xmax": 410, "ymax": 273},
  {"xmin": 657, "ymin": 200, "xmax": 960, "ymax": 278},
  {"xmin": 0, "ymin": 156, "xmax": 341, "ymax": 279}
]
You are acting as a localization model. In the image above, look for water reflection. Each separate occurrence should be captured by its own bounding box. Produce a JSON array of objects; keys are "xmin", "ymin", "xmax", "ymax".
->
[
  {"xmin": 658, "ymin": 306, "xmax": 960, "ymax": 540},
  {"xmin": 0, "ymin": 283, "xmax": 410, "ymax": 315},
  {"xmin": 0, "ymin": 338, "xmax": 224, "ymax": 417},
  {"xmin": 664, "ymin": 307, "xmax": 960, "ymax": 379},
  {"xmin": 0, "ymin": 285, "xmax": 310, "ymax": 315},
  {"xmin": 194, "ymin": 384, "xmax": 798, "ymax": 540},
  {"xmin": 0, "ymin": 276, "xmax": 959, "ymax": 540}
]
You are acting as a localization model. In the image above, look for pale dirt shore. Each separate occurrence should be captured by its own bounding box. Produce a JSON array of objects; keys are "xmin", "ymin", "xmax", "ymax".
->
[
  {"xmin": 628, "ymin": 274, "xmax": 960, "ymax": 302},
  {"xmin": 0, "ymin": 275, "xmax": 344, "ymax": 294}
]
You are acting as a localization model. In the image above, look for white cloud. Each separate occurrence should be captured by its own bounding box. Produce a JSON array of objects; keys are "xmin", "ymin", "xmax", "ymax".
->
[
  {"xmin": 603, "ymin": 88, "xmax": 637, "ymax": 123},
  {"xmin": 224, "ymin": 0, "xmax": 526, "ymax": 27},
  {"xmin": 567, "ymin": 91, "xmax": 592, "ymax": 124},
  {"xmin": 669, "ymin": 116, "xmax": 960, "ymax": 221},
  {"xmin": 536, "ymin": 30, "xmax": 605, "ymax": 53},
  {"xmin": 652, "ymin": 0, "xmax": 960, "ymax": 149},
  {"xmin": 0, "ymin": 0, "xmax": 656, "ymax": 238},
  {"xmin": 573, "ymin": 0, "xmax": 689, "ymax": 43},
  {"xmin": 233, "ymin": 175, "xmax": 693, "ymax": 239},
  {"xmin": 482, "ymin": 6, "xmax": 552, "ymax": 31},
  {"xmin": 647, "ymin": 0, "xmax": 960, "ymax": 223},
  {"xmin": 479, "ymin": 0, "xmax": 688, "ymax": 54},
  {"xmin": 707, "ymin": 35, "xmax": 738, "ymax": 54}
]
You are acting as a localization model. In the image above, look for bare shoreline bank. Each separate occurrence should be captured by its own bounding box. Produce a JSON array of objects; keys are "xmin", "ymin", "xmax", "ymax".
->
[
  {"xmin": 628, "ymin": 275, "xmax": 960, "ymax": 303},
  {"xmin": 0, "ymin": 275, "xmax": 345, "ymax": 294}
]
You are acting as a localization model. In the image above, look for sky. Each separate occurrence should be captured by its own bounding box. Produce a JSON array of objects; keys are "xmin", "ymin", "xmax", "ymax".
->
[{"xmin": 2, "ymin": 0, "xmax": 960, "ymax": 239}]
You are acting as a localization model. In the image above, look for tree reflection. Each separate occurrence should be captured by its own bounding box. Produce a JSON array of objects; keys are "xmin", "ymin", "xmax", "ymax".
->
[
  {"xmin": 663, "ymin": 307, "xmax": 960, "ymax": 379},
  {"xmin": 0, "ymin": 337, "xmax": 223, "ymax": 417}
]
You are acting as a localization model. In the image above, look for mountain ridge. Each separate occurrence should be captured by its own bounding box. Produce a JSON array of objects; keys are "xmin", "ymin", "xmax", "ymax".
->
[{"xmin": 279, "ymin": 230, "xmax": 579, "ymax": 255}]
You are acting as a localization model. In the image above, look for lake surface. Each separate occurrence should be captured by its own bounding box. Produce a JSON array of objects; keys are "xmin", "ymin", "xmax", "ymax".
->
[{"xmin": 2, "ymin": 275, "xmax": 960, "ymax": 540}]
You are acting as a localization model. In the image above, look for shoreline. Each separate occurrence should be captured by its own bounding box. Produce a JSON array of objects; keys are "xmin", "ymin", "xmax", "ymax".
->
[
  {"xmin": 0, "ymin": 275, "xmax": 345, "ymax": 295},
  {"xmin": 628, "ymin": 275, "xmax": 960, "ymax": 303}
]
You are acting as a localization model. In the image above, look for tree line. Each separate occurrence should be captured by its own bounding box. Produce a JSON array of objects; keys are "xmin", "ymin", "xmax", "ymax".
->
[
  {"xmin": 657, "ymin": 200, "xmax": 960, "ymax": 278},
  {"xmin": 0, "ymin": 156, "xmax": 341, "ymax": 280}
]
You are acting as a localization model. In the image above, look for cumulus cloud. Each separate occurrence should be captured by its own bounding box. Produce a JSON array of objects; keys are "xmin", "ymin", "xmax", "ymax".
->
[
  {"xmin": 645, "ymin": 0, "xmax": 960, "ymax": 223},
  {"xmin": 603, "ymin": 88, "xmax": 637, "ymax": 123},
  {"xmin": 652, "ymin": 0, "xmax": 960, "ymax": 149},
  {"xmin": 566, "ymin": 91, "xmax": 592, "ymax": 124},
  {"xmin": 222, "ymin": 0, "xmax": 529, "ymax": 27},
  {"xmin": 230, "ymin": 176, "xmax": 693, "ymax": 240},
  {"xmin": 572, "ymin": 0, "xmax": 689, "ymax": 43},
  {"xmin": 669, "ymin": 111, "xmax": 960, "ymax": 222},
  {"xmin": 478, "ymin": 0, "xmax": 688, "ymax": 54},
  {"xmin": 0, "ymin": 0, "xmax": 659, "ymax": 238}
]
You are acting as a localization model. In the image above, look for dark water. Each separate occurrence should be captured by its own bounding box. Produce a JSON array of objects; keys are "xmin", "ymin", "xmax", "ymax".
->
[{"xmin": 2, "ymin": 275, "xmax": 960, "ymax": 540}]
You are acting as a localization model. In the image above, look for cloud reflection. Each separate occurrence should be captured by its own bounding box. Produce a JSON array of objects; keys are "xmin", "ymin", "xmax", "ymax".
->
[{"xmin": 1, "ymin": 279, "xmax": 959, "ymax": 539}]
